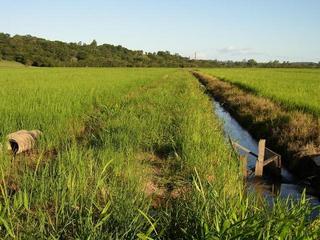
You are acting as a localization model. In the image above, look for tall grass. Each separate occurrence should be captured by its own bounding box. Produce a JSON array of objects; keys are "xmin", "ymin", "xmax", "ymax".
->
[
  {"xmin": 0, "ymin": 68, "xmax": 319, "ymax": 239},
  {"xmin": 201, "ymin": 68, "xmax": 320, "ymax": 116}
]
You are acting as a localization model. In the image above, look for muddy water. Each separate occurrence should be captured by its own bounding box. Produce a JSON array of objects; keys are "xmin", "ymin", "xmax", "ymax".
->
[{"xmin": 212, "ymin": 100, "xmax": 320, "ymax": 215}]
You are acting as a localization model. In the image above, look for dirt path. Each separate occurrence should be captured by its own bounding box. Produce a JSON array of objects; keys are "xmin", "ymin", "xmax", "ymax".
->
[{"xmin": 136, "ymin": 151, "xmax": 188, "ymax": 209}]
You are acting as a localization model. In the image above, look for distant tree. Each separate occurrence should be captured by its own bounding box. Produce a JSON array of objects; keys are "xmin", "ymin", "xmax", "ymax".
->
[
  {"xmin": 70, "ymin": 56, "xmax": 78, "ymax": 63},
  {"xmin": 273, "ymin": 60, "xmax": 280, "ymax": 66},
  {"xmin": 24, "ymin": 59, "xmax": 33, "ymax": 66},
  {"xmin": 157, "ymin": 51, "xmax": 170, "ymax": 56},
  {"xmin": 0, "ymin": 32, "xmax": 318, "ymax": 68},
  {"xmin": 90, "ymin": 40, "xmax": 97, "ymax": 47},
  {"xmin": 14, "ymin": 53, "xmax": 25, "ymax": 63},
  {"xmin": 76, "ymin": 51, "xmax": 88, "ymax": 60},
  {"xmin": 247, "ymin": 59, "xmax": 258, "ymax": 67}
]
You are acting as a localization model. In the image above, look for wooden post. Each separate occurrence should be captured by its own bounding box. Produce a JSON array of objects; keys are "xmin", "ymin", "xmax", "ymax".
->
[{"xmin": 255, "ymin": 139, "xmax": 266, "ymax": 177}]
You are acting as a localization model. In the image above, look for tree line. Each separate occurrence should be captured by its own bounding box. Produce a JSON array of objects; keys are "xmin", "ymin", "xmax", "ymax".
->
[{"xmin": 0, "ymin": 33, "xmax": 319, "ymax": 68}]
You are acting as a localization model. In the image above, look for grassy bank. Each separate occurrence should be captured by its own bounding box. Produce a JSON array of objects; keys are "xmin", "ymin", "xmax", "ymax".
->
[
  {"xmin": 0, "ymin": 60, "xmax": 26, "ymax": 68},
  {"xmin": 201, "ymin": 68, "xmax": 320, "ymax": 116},
  {"xmin": 0, "ymin": 68, "xmax": 319, "ymax": 238}
]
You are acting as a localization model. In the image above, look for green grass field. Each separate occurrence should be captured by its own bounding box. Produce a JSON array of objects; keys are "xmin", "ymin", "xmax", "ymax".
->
[
  {"xmin": 201, "ymin": 68, "xmax": 320, "ymax": 116},
  {"xmin": 0, "ymin": 67, "xmax": 318, "ymax": 239},
  {"xmin": 0, "ymin": 60, "xmax": 25, "ymax": 68}
]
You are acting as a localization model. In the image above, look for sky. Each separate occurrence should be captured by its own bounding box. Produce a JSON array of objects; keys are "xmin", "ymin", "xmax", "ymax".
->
[{"xmin": 1, "ymin": 0, "xmax": 319, "ymax": 62}]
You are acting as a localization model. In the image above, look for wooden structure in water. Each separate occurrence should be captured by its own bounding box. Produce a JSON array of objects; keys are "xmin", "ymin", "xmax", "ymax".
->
[{"xmin": 231, "ymin": 139, "xmax": 281, "ymax": 177}]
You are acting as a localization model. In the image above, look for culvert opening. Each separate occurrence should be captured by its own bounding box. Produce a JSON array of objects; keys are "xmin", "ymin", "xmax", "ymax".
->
[
  {"xmin": 9, "ymin": 140, "xmax": 19, "ymax": 155},
  {"xmin": 7, "ymin": 130, "xmax": 42, "ymax": 155}
]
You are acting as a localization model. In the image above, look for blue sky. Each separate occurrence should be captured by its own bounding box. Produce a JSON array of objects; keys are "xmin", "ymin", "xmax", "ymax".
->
[{"xmin": 1, "ymin": 0, "xmax": 319, "ymax": 62}]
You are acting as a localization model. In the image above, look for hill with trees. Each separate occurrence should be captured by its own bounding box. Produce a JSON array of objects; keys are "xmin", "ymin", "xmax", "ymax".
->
[{"xmin": 0, "ymin": 33, "xmax": 319, "ymax": 68}]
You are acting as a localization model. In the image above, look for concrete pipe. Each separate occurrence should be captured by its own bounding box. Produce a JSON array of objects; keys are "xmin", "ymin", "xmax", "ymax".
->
[{"xmin": 7, "ymin": 130, "xmax": 42, "ymax": 154}]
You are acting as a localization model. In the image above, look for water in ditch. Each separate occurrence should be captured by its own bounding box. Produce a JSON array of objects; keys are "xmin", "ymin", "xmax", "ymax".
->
[{"xmin": 212, "ymin": 99, "xmax": 320, "ymax": 216}]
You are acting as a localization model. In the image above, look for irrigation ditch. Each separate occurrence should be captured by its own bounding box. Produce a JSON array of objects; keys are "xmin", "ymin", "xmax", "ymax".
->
[{"xmin": 192, "ymin": 71, "xmax": 320, "ymax": 210}]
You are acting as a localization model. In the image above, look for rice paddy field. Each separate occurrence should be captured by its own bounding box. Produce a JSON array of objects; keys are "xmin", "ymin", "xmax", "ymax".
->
[
  {"xmin": 201, "ymin": 68, "xmax": 320, "ymax": 116},
  {"xmin": 0, "ymin": 67, "xmax": 319, "ymax": 239}
]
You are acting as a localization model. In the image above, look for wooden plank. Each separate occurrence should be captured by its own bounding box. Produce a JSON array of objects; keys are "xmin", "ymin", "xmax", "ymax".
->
[
  {"xmin": 255, "ymin": 139, "xmax": 266, "ymax": 177},
  {"xmin": 258, "ymin": 139, "xmax": 266, "ymax": 162},
  {"xmin": 263, "ymin": 155, "xmax": 278, "ymax": 166},
  {"xmin": 232, "ymin": 141, "xmax": 258, "ymax": 158},
  {"xmin": 265, "ymin": 147, "xmax": 280, "ymax": 157},
  {"xmin": 231, "ymin": 139, "xmax": 281, "ymax": 178}
]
